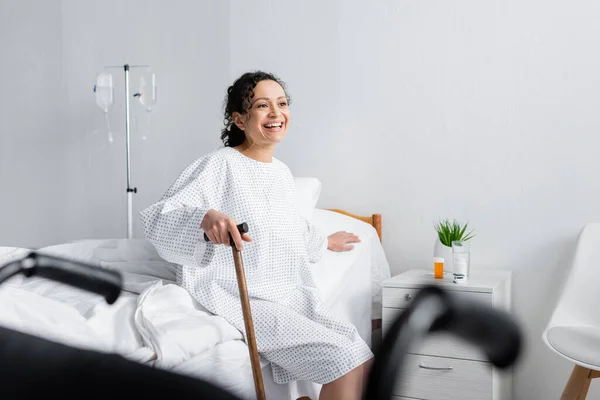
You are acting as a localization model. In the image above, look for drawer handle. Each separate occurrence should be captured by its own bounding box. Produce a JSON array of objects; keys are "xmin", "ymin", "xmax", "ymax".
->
[
  {"xmin": 419, "ymin": 362, "xmax": 453, "ymax": 371},
  {"xmin": 404, "ymin": 293, "xmax": 412, "ymax": 301}
]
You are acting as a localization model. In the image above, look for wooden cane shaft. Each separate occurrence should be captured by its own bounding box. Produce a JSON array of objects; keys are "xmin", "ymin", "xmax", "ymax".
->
[{"xmin": 232, "ymin": 247, "xmax": 266, "ymax": 400}]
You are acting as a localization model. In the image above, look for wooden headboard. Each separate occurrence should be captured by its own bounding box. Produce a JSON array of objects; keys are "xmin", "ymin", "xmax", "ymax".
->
[{"xmin": 327, "ymin": 209, "xmax": 382, "ymax": 242}]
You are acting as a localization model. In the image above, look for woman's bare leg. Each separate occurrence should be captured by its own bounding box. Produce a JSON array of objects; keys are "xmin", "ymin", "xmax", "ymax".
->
[
  {"xmin": 318, "ymin": 321, "xmax": 379, "ymax": 399},
  {"xmin": 319, "ymin": 361, "xmax": 368, "ymax": 400},
  {"xmin": 362, "ymin": 358, "xmax": 373, "ymax": 388}
]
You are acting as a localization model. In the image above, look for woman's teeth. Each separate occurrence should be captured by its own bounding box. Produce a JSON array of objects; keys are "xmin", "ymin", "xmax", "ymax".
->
[{"xmin": 265, "ymin": 123, "xmax": 282, "ymax": 128}]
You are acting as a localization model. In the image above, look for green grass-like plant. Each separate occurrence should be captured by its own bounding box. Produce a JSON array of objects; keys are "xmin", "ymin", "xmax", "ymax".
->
[{"xmin": 434, "ymin": 219, "xmax": 475, "ymax": 247}]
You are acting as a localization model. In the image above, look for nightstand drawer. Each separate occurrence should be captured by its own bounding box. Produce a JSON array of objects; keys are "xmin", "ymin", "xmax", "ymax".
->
[
  {"xmin": 382, "ymin": 286, "xmax": 493, "ymax": 309},
  {"xmin": 382, "ymin": 308, "xmax": 487, "ymax": 361},
  {"xmin": 382, "ymin": 287, "xmax": 421, "ymax": 308},
  {"xmin": 393, "ymin": 354, "xmax": 492, "ymax": 400}
]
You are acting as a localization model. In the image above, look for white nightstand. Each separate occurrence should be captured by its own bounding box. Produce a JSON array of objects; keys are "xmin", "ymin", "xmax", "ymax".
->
[{"xmin": 381, "ymin": 269, "xmax": 513, "ymax": 400}]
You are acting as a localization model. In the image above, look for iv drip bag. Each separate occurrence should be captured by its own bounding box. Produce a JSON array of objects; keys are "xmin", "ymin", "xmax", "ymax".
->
[
  {"xmin": 138, "ymin": 72, "xmax": 157, "ymax": 112},
  {"xmin": 94, "ymin": 72, "xmax": 114, "ymax": 113}
]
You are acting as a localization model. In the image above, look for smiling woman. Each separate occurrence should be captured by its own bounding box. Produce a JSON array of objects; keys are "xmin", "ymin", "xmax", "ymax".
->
[
  {"xmin": 140, "ymin": 70, "xmax": 371, "ymax": 400},
  {"xmin": 220, "ymin": 71, "xmax": 291, "ymax": 152}
]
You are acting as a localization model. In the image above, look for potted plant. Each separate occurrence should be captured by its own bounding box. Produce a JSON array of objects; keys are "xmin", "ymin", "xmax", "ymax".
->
[{"xmin": 433, "ymin": 219, "xmax": 475, "ymax": 273}]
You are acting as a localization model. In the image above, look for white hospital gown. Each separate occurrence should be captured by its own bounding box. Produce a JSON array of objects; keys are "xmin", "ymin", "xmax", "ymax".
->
[{"xmin": 140, "ymin": 146, "xmax": 373, "ymax": 385}]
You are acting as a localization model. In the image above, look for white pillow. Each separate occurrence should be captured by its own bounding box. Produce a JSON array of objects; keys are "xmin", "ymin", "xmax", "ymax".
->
[
  {"xmin": 36, "ymin": 239, "xmax": 176, "ymax": 281},
  {"xmin": 293, "ymin": 177, "xmax": 322, "ymax": 221}
]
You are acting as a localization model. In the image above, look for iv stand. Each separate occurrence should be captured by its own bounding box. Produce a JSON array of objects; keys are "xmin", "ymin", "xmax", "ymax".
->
[{"xmin": 104, "ymin": 63, "xmax": 149, "ymax": 239}]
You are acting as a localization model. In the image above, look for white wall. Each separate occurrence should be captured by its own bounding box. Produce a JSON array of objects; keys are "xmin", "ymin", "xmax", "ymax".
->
[
  {"xmin": 229, "ymin": 1, "xmax": 600, "ymax": 399},
  {"xmin": 0, "ymin": 0, "xmax": 67, "ymax": 248},
  {"xmin": 60, "ymin": 0, "xmax": 230, "ymax": 241},
  {"xmin": 2, "ymin": 1, "xmax": 600, "ymax": 398}
]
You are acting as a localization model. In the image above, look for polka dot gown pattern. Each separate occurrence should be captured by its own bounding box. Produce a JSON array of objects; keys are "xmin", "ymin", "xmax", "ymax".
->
[{"xmin": 140, "ymin": 147, "xmax": 373, "ymax": 385}]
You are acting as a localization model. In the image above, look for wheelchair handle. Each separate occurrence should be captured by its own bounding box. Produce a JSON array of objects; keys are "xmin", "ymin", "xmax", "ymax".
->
[{"xmin": 0, "ymin": 252, "xmax": 123, "ymax": 304}]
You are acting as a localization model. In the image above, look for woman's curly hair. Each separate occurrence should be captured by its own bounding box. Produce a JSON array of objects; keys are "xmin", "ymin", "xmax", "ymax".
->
[{"xmin": 221, "ymin": 71, "xmax": 290, "ymax": 147}]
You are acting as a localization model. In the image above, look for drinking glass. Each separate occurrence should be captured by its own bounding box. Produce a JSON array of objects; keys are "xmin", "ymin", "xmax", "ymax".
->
[{"xmin": 452, "ymin": 240, "xmax": 470, "ymax": 279}]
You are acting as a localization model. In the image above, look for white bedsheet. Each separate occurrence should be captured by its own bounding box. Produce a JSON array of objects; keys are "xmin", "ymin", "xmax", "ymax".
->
[
  {"xmin": 0, "ymin": 275, "xmax": 243, "ymax": 363},
  {"xmin": 311, "ymin": 208, "xmax": 391, "ymax": 322},
  {"xmin": 0, "ymin": 208, "xmax": 390, "ymax": 400}
]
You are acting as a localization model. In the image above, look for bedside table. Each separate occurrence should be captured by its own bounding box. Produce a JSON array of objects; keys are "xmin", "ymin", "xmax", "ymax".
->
[{"xmin": 381, "ymin": 269, "xmax": 512, "ymax": 400}]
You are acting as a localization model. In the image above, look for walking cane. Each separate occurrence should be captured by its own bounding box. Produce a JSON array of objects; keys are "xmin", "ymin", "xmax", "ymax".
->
[{"xmin": 205, "ymin": 223, "xmax": 266, "ymax": 400}]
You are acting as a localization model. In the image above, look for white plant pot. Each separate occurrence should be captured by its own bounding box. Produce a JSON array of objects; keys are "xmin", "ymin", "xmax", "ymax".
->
[{"xmin": 433, "ymin": 237, "xmax": 454, "ymax": 273}]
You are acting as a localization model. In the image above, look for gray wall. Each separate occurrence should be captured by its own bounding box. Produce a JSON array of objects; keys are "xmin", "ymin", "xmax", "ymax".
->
[
  {"xmin": 60, "ymin": 0, "xmax": 230, "ymax": 241},
  {"xmin": 2, "ymin": 1, "xmax": 600, "ymax": 398},
  {"xmin": 0, "ymin": 0, "xmax": 66, "ymax": 248},
  {"xmin": 230, "ymin": 2, "xmax": 600, "ymax": 398}
]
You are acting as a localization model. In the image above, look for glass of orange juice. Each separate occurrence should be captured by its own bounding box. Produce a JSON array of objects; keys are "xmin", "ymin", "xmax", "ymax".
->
[{"xmin": 433, "ymin": 257, "xmax": 444, "ymax": 279}]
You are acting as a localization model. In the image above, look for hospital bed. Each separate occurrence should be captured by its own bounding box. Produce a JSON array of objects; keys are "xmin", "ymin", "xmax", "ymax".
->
[
  {"xmin": 0, "ymin": 207, "xmax": 391, "ymax": 400},
  {"xmin": 0, "ymin": 237, "xmax": 522, "ymax": 400}
]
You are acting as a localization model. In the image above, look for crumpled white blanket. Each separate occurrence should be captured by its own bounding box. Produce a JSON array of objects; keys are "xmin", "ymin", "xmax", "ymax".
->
[
  {"xmin": 0, "ymin": 265, "xmax": 242, "ymax": 370},
  {"xmin": 133, "ymin": 281, "xmax": 243, "ymax": 369}
]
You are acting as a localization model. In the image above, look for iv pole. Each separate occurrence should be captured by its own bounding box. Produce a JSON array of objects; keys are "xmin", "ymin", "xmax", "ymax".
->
[{"xmin": 103, "ymin": 63, "xmax": 150, "ymax": 239}]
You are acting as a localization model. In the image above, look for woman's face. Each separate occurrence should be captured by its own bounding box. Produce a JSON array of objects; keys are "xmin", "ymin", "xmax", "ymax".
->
[{"xmin": 233, "ymin": 80, "xmax": 290, "ymax": 147}]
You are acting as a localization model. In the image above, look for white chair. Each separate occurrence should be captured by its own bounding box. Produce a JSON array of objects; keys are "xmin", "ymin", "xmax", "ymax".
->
[{"xmin": 543, "ymin": 223, "xmax": 600, "ymax": 399}]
